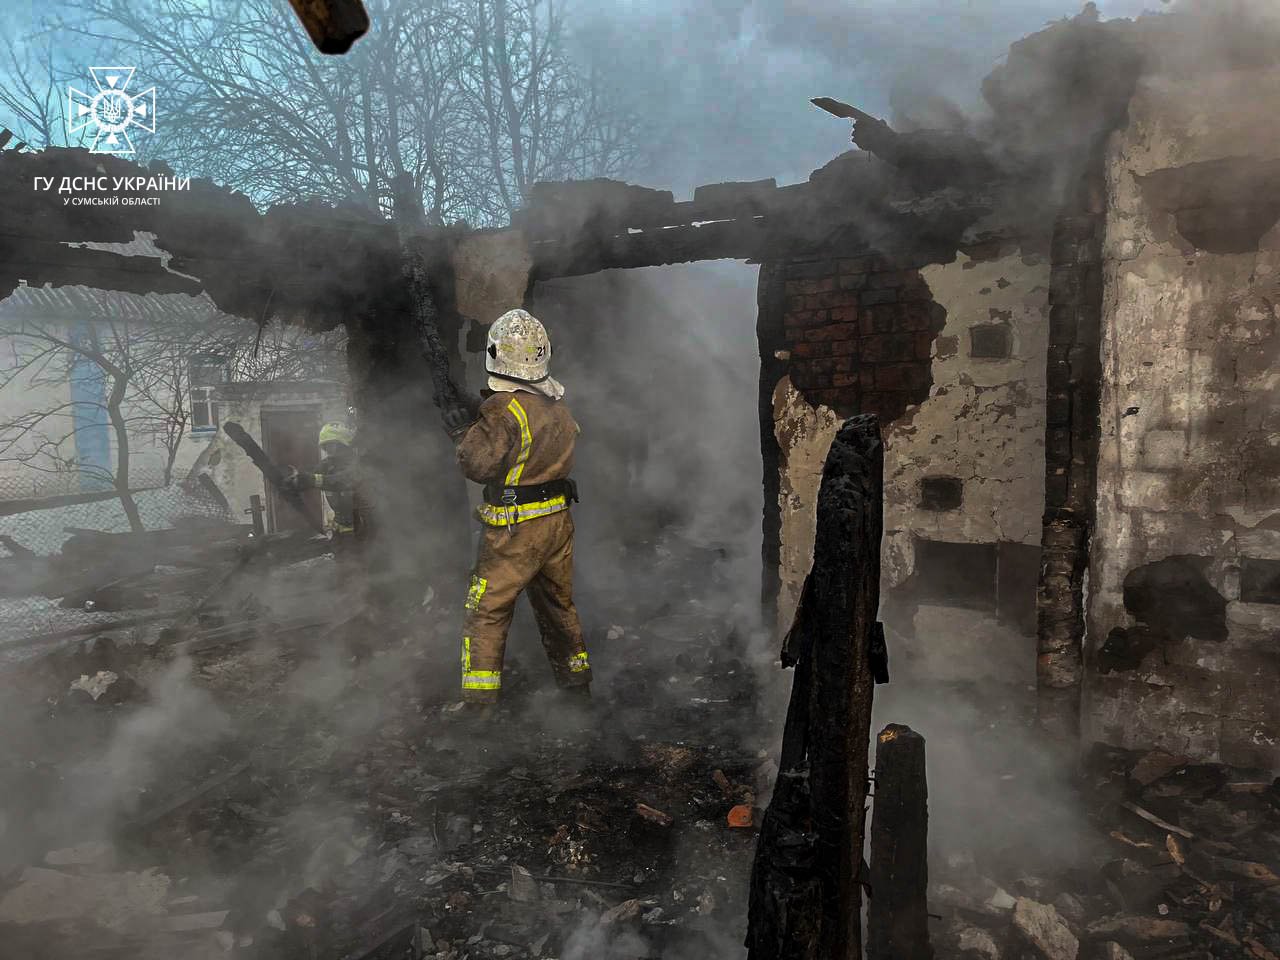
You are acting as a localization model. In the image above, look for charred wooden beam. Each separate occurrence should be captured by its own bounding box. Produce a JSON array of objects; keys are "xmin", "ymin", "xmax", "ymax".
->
[
  {"xmin": 285, "ymin": 0, "xmax": 370, "ymax": 55},
  {"xmin": 868, "ymin": 724, "xmax": 933, "ymax": 960},
  {"xmin": 747, "ymin": 415, "xmax": 883, "ymax": 960}
]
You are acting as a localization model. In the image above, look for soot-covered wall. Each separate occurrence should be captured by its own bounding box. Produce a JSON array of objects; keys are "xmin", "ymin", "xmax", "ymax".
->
[
  {"xmin": 762, "ymin": 246, "xmax": 1049, "ymax": 683},
  {"xmin": 1085, "ymin": 65, "xmax": 1280, "ymax": 768}
]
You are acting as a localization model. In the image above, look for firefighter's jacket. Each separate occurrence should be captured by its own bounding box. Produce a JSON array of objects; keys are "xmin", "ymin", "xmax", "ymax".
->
[
  {"xmin": 307, "ymin": 450, "xmax": 359, "ymax": 532},
  {"xmin": 454, "ymin": 390, "xmax": 579, "ymax": 526}
]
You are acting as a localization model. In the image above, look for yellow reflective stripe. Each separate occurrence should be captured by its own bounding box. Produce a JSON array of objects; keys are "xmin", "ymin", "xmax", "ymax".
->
[
  {"xmin": 334, "ymin": 523, "xmax": 354, "ymax": 533},
  {"xmin": 504, "ymin": 398, "xmax": 532, "ymax": 486},
  {"xmin": 477, "ymin": 496, "xmax": 568, "ymax": 527},
  {"xmin": 567, "ymin": 652, "xmax": 590, "ymax": 673},
  {"xmin": 461, "ymin": 637, "xmax": 501, "ymax": 688},
  {"xmin": 465, "ymin": 576, "xmax": 488, "ymax": 611}
]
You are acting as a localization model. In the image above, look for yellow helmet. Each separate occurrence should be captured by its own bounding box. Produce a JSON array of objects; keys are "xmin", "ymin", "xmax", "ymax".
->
[{"xmin": 318, "ymin": 421, "xmax": 354, "ymax": 447}]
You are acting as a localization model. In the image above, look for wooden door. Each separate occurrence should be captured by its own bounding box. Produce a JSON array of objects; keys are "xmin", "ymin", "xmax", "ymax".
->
[{"xmin": 260, "ymin": 409, "xmax": 323, "ymax": 533}]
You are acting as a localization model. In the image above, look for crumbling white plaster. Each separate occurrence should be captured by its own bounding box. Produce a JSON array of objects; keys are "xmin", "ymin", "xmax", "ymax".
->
[{"xmin": 1086, "ymin": 67, "xmax": 1280, "ymax": 767}]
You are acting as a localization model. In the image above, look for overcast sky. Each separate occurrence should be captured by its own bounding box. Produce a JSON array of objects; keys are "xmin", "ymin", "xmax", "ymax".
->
[
  {"xmin": 569, "ymin": 0, "xmax": 1163, "ymax": 193},
  {"xmin": 2, "ymin": 0, "xmax": 1165, "ymax": 196}
]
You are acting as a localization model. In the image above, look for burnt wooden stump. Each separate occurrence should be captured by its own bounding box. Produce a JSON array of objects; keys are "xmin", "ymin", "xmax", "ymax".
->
[
  {"xmin": 868, "ymin": 724, "xmax": 933, "ymax": 960},
  {"xmin": 746, "ymin": 415, "xmax": 883, "ymax": 960}
]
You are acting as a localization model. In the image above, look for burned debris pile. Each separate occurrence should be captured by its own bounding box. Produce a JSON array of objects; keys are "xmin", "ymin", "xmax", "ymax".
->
[
  {"xmin": 928, "ymin": 744, "xmax": 1280, "ymax": 960},
  {"xmin": 0, "ymin": 513, "xmax": 777, "ymax": 960}
]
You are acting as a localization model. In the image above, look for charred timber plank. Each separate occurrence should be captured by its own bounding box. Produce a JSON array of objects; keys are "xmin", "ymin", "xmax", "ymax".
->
[
  {"xmin": 868, "ymin": 724, "xmax": 933, "ymax": 960},
  {"xmin": 747, "ymin": 415, "xmax": 883, "ymax": 960},
  {"xmin": 518, "ymin": 178, "xmax": 676, "ymax": 238},
  {"xmin": 530, "ymin": 217, "xmax": 776, "ymax": 279},
  {"xmin": 0, "ymin": 242, "xmax": 201, "ymax": 295},
  {"xmin": 285, "ymin": 0, "xmax": 370, "ymax": 55},
  {"xmin": 0, "ymin": 486, "xmax": 163, "ymax": 518},
  {"xmin": 691, "ymin": 178, "xmax": 777, "ymax": 210},
  {"xmin": 7, "ymin": 611, "xmax": 176, "ymax": 650},
  {"xmin": 125, "ymin": 760, "xmax": 252, "ymax": 830}
]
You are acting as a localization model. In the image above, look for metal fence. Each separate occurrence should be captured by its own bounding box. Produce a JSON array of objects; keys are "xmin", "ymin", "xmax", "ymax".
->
[
  {"xmin": 0, "ymin": 470, "xmax": 236, "ymax": 653},
  {"xmin": 0, "ymin": 465, "xmax": 175, "ymax": 504}
]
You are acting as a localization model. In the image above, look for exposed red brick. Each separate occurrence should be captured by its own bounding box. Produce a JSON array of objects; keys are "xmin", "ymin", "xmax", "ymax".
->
[
  {"xmin": 832, "ymin": 372, "xmax": 858, "ymax": 387},
  {"xmin": 790, "ymin": 340, "xmax": 832, "ymax": 359},
  {"xmin": 897, "ymin": 302, "xmax": 933, "ymax": 331},
  {"xmin": 897, "ymin": 280, "xmax": 933, "ymax": 300},
  {"xmin": 784, "ymin": 309, "xmax": 828, "ymax": 329},
  {"xmin": 829, "ymin": 305, "xmax": 857, "ymax": 323},
  {"xmin": 862, "ymin": 334, "xmax": 914, "ymax": 363},
  {"xmin": 786, "ymin": 277, "xmax": 835, "ymax": 296},
  {"xmin": 859, "ymin": 288, "xmax": 898, "ymax": 307},
  {"xmin": 838, "ymin": 255, "xmax": 877, "ymax": 274},
  {"xmin": 813, "ymin": 290, "xmax": 859, "ymax": 310},
  {"xmin": 914, "ymin": 332, "xmax": 936, "ymax": 359},
  {"xmin": 831, "ymin": 340, "xmax": 858, "ymax": 357},
  {"xmin": 805, "ymin": 322, "xmax": 858, "ymax": 342},
  {"xmin": 874, "ymin": 363, "xmax": 926, "ymax": 391},
  {"xmin": 815, "ymin": 388, "xmax": 853, "ymax": 411},
  {"xmin": 784, "ymin": 259, "xmax": 838, "ymax": 280},
  {"xmin": 868, "ymin": 269, "xmax": 919, "ymax": 289}
]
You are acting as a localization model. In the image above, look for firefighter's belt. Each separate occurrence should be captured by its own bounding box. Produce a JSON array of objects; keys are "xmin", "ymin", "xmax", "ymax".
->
[{"xmin": 478, "ymin": 478, "xmax": 578, "ymax": 526}]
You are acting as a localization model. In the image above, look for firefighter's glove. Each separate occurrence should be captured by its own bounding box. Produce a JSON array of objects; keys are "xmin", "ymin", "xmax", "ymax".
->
[
  {"xmin": 281, "ymin": 467, "xmax": 306, "ymax": 493},
  {"xmin": 442, "ymin": 405, "xmax": 472, "ymax": 436}
]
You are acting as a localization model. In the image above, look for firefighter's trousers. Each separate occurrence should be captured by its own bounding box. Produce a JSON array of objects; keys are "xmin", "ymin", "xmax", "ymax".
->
[{"xmin": 460, "ymin": 510, "xmax": 591, "ymax": 703}]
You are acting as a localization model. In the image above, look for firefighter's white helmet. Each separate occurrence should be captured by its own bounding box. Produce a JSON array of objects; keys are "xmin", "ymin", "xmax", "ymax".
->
[{"xmin": 485, "ymin": 309, "xmax": 564, "ymax": 399}]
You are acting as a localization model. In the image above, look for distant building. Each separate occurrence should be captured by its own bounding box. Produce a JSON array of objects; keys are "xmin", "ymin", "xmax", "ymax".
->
[
  {"xmin": 0, "ymin": 284, "xmax": 231, "ymax": 498},
  {"xmin": 0, "ymin": 283, "xmax": 348, "ymax": 533},
  {"xmin": 202, "ymin": 379, "xmax": 350, "ymax": 534}
]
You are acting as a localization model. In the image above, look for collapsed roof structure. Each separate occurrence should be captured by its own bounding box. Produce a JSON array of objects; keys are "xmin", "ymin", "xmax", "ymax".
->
[{"xmin": 3, "ymin": 0, "xmax": 1279, "ymax": 766}]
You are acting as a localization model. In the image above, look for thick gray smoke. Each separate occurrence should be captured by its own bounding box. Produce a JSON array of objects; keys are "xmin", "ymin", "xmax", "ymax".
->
[{"xmin": 568, "ymin": 0, "xmax": 1156, "ymax": 194}]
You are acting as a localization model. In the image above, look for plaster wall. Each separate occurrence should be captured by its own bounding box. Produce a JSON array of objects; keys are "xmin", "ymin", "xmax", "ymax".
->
[{"xmin": 1086, "ymin": 67, "xmax": 1280, "ymax": 767}]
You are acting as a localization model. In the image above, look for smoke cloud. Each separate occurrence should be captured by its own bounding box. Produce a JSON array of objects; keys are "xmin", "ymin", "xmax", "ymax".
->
[{"xmin": 568, "ymin": 0, "xmax": 1156, "ymax": 194}]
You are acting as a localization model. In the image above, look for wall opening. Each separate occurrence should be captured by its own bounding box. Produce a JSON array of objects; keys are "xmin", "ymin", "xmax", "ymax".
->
[
  {"xmin": 969, "ymin": 323, "xmax": 1012, "ymax": 359},
  {"xmin": 523, "ymin": 261, "xmax": 765, "ymax": 650},
  {"xmin": 1239, "ymin": 557, "xmax": 1280, "ymax": 605},
  {"xmin": 919, "ymin": 476, "xmax": 963, "ymax": 511}
]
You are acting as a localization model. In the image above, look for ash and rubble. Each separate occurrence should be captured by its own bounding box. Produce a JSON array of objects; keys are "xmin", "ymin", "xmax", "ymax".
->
[
  {"xmin": 911, "ymin": 682, "xmax": 1280, "ymax": 960},
  {"xmin": 3, "ymin": 512, "xmax": 1278, "ymax": 960},
  {"xmin": 0, "ymin": 521, "xmax": 781, "ymax": 960}
]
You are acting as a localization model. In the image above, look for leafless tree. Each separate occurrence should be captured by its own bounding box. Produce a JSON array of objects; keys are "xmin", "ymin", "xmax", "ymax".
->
[
  {"xmin": 466, "ymin": 0, "xmax": 644, "ymax": 221},
  {"xmin": 0, "ymin": 315, "xmax": 157, "ymax": 530},
  {"xmin": 0, "ymin": 35, "xmax": 93, "ymax": 150},
  {"xmin": 54, "ymin": 0, "xmax": 646, "ymax": 223},
  {"xmin": 0, "ymin": 305, "xmax": 346, "ymax": 527}
]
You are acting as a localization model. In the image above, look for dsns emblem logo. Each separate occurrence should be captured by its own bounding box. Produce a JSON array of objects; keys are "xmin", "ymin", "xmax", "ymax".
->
[{"xmin": 68, "ymin": 67, "xmax": 156, "ymax": 155}]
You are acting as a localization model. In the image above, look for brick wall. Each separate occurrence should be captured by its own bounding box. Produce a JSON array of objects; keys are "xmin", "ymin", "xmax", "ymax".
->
[{"xmin": 780, "ymin": 255, "xmax": 946, "ymax": 421}]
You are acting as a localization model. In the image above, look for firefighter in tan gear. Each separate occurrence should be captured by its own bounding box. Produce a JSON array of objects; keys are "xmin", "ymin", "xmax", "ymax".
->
[{"xmin": 442, "ymin": 309, "xmax": 591, "ymax": 710}]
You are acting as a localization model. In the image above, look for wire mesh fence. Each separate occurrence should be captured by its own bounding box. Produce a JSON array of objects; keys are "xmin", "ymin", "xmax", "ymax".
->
[
  {"xmin": 0, "ymin": 468, "xmax": 237, "ymax": 653},
  {"xmin": 0, "ymin": 465, "xmax": 176, "ymax": 504}
]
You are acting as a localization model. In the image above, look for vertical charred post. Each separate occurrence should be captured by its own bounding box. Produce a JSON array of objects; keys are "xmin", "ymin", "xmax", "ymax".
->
[
  {"xmin": 342, "ymin": 175, "xmax": 471, "ymax": 607},
  {"xmin": 868, "ymin": 724, "xmax": 932, "ymax": 960},
  {"xmin": 746, "ymin": 414, "xmax": 883, "ymax": 960},
  {"xmin": 757, "ymin": 262, "xmax": 789, "ymax": 627},
  {"xmin": 1036, "ymin": 166, "xmax": 1107, "ymax": 742}
]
